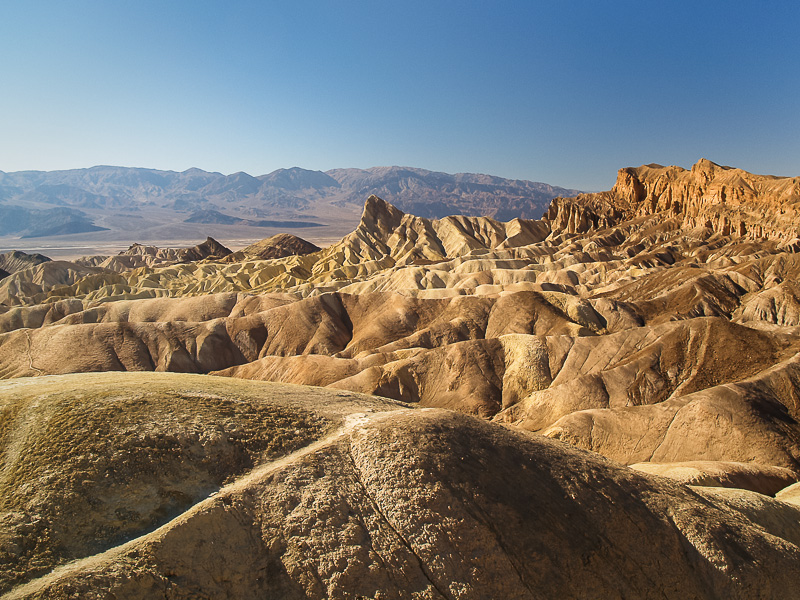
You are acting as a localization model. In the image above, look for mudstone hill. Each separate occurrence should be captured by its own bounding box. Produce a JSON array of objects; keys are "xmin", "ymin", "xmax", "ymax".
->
[{"xmin": 2, "ymin": 159, "xmax": 800, "ymax": 598}]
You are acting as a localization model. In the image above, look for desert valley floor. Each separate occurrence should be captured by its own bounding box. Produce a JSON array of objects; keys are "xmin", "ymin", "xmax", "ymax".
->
[{"xmin": 2, "ymin": 160, "xmax": 800, "ymax": 598}]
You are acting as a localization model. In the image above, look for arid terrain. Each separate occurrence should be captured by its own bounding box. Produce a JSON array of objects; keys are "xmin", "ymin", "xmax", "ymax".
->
[
  {"xmin": 0, "ymin": 166, "xmax": 580, "ymax": 260},
  {"xmin": 3, "ymin": 159, "xmax": 800, "ymax": 598}
]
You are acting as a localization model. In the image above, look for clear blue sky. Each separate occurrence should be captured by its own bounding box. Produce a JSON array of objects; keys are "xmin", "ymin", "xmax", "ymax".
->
[{"xmin": 1, "ymin": 1, "xmax": 797, "ymax": 190}]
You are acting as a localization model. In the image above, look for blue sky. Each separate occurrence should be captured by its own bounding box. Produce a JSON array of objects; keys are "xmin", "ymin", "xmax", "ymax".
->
[{"xmin": 1, "ymin": 1, "xmax": 797, "ymax": 189}]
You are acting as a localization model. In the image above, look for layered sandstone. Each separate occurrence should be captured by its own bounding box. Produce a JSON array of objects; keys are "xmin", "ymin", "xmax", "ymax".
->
[{"xmin": 545, "ymin": 159, "xmax": 800, "ymax": 239}]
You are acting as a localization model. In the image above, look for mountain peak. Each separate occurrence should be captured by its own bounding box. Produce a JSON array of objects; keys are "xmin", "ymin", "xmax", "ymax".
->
[
  {"xmin": 359, "ymin": 195, "xmax": 405, "ymax": 235},
  {"xmin": 690, "ymin": 158, "xmax": 728, "ymax": 178},
  {"xmin": 191, "ymin": 237, "xmax": 232, "ymax": 260},
  {"xmin": 259, "ymin": 167, "xmax": 340, "ymax": 191}
]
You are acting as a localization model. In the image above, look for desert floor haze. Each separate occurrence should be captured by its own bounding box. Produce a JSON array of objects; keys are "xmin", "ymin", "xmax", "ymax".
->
[{"xmin": 3, "ymin": 159, "xmax": 800, "ymax": 598}]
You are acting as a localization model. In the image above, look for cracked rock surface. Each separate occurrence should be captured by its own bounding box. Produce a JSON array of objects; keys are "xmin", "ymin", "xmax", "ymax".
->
[{"xmin": 4, "ymin": 395, "xmax": 800, "ymax": 599}]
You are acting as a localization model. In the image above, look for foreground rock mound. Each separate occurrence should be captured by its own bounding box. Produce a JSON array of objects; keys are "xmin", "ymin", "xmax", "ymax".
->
[
  {"xmin": 3, "ymin": 378, "xmax": 800, "ymax": 599},
  {"xmin": 0, "ymin": 372, "xmax": 403, "ymax": 594}
]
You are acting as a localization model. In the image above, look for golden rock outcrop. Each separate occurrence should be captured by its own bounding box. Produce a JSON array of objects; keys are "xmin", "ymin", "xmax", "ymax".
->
[{"xmin": 4, "ymin": 160, "xmax": 800, "ymax": 597}]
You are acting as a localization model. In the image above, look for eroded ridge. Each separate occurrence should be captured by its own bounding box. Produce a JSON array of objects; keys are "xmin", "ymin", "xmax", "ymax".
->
[
  {"xmin": 5, "ymin": 404, "xmax": 800, "ymax": 599},
  {"xmin": 3, "ymin": 160, "xmax": 800, "ymax": 597}
]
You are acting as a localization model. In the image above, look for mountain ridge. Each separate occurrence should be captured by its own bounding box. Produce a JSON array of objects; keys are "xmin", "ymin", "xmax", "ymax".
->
[
  {"xmin": 0, "ymin": 165, "xmax": 582, "ymax": 241},
  {"xmin": 546, "ymin": 158, "xmax": 800, "ymax": 240}
]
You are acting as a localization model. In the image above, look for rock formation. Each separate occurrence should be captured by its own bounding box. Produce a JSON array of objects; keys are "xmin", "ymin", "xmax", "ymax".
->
[
  {"xmin": 0, "ymin": 251, "xmax": 50, "ymax": 279},
  {"xmin": 545, "ymin": 159, "xmax": 800, "ymax": 239},
  {"xmin": 220, "ymin": 233, "xmax": 321, "ymax": 262},
  {"xmin": 4, "ymin": 374, "xmax": 800, "ymax": 599},
  {"xmin": 2, "ymin": 159, "xmax": 800, "ymax": 597},
  {"xmin": 93, "ymin": 236, "xmax": 232, "ymax": 272}
]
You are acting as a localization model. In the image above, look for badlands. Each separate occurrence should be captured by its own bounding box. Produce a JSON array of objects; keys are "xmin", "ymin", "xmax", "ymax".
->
[{"xmin": 2, "ymin": 159, "xmax": 800, "ymax": 598}]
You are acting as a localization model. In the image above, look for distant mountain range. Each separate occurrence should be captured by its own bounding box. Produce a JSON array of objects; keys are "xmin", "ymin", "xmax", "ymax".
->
[
  {"xmin": 184, "ymin": 209, "xmax": 325, "ymax": 229},
  {"xmin": 0, "ymin": 205, "xmax": 108, "ymax": 238},
  {"xmin": 0, "ymin": 165, "xmax": 581, "ymax": 239}
]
